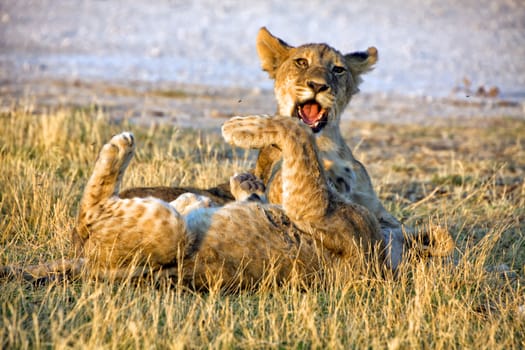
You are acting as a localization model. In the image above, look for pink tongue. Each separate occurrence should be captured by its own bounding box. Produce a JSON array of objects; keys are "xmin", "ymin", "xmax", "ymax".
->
[{"xmin": 301, "ymin": 103, "xmax": 321, "ymax": 123}]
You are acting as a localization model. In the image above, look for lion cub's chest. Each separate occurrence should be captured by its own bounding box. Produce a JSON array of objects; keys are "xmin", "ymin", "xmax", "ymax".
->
[
  {"xmin": 321, "ymin": 155, "xmax": 357, "ymax": 196},
  {"xmin": 254, "ymin": 145, "xmax": 357, "ymax": 204}
]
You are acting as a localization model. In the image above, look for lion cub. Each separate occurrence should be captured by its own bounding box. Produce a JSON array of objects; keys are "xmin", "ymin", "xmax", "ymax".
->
[
  {"xmin": 121, "ymin": 28, "xmax": 454, "ymax": 271},
  {"xmin": 73, "ymin": 116, "xmax": 384, "ymax": 289}
]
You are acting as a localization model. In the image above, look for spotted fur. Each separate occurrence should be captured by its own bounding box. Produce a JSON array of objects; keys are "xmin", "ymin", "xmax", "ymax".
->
[
  {"xmin": 72, "ymin": 117, "xmax": 384, "ymax": 288},
  {"xmin": 253, "ymin": 27, "xmax": 453, "ymax": 269}
]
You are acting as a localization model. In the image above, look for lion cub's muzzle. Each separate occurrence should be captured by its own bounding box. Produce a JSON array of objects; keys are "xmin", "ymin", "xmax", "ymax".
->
[
  {"xmin": 294, "ymin": 100, "xmax": 329, "ymax": 133},
  {"xmin": 293, "ymin": 72, "xmax": 336, "ymax": 133}
]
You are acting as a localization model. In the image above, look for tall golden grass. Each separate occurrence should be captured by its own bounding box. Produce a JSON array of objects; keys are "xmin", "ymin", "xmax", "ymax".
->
[{"xmin": 0, "ymin": 106, "xmax": 523, "ymax": 349}]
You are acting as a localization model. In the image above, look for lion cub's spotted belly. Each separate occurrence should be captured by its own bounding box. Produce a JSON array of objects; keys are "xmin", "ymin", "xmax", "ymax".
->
[
  {"xmin": 181, "ymin": 202, "xmax": 320, "ymax": 288},
  {"xmin": 185, "ymin": 202, "xmax": 305, "ymax": 258}
]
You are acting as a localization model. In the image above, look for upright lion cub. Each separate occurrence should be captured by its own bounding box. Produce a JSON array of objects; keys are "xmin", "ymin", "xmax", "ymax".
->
[{"xmin": 252, "ymin": 28, "xmax": 454, "ymax": 269}]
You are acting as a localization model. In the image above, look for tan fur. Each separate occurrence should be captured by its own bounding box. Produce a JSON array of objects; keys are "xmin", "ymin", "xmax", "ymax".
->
[
  {"xmin": 117, "ymin": 27, "xmax": 453, "ymax": 270},
  {"xmin": 1, "ymin": 28, "xmax": 453, "ymax": 283},
  {"xmin": 72, "ymin": 118, "xmax": 383, "ymax": 289},
  {"xmin": 252, "ymin": 27, "xmax": 453, "ymax": 269}
]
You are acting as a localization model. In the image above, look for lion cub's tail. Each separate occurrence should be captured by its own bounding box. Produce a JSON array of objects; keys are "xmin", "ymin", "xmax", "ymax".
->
[{"xmin": 0, "ymin": 258, "xmax": 85, "ymax": 282}]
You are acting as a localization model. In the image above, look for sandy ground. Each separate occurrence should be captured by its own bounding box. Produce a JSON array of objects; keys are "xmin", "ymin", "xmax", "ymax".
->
[
  {"xmin": 0, "ymin": 0, "xmax": 524, "ymax": 128},
  {"xmin": 1, "ymin": 78, "xmax": 523, "ymax": 131}
]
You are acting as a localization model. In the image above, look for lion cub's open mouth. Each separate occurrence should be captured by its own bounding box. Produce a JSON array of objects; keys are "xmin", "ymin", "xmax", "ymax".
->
[{"xmin": 294, "ymin": 101, "xmax": 328, "ymax": 133}]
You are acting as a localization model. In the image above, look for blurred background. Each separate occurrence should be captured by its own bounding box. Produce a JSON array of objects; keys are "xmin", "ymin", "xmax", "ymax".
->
[{"xmin": 1, "ymin": 0, "xmax": 524, "ymax": 99}]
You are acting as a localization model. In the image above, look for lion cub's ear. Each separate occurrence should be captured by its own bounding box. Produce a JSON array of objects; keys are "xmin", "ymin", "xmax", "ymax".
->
[
  {"xmin": 345, "ymin": 47, "xmax": 378, "ymax": 76},
  {"xmin": 256, "ymin": 27, "xmax": 293, "ymax": 79}
]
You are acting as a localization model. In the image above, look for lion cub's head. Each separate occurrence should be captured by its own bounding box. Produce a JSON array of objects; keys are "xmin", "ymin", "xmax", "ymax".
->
[{"xmin": 256, "ymin": 27, "xmax": 377, "ymax": 134}]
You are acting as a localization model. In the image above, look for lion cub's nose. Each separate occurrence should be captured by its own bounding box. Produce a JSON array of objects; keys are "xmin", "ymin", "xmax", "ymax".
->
[{"xmin": 307, "ymin": 80, "xmax": 329, "ymax": 93}]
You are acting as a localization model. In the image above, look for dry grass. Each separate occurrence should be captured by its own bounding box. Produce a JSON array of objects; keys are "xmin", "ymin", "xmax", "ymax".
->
[{"xmin": 0, "ymin": 106, "xmax": 524, "ymax": 349}]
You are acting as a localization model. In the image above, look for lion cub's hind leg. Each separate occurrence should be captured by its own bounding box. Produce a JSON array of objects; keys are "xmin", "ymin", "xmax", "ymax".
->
[
  {"xmin": 76, "ymin": 132, "xmax": 136, "ymax": 247},
  {"xmin": 82, "ymin": 132, "xmax": 135, "ymax": 207},
  {"xmin": 78, "ymin": 132, "xmax": 191, "ymax": 274}
]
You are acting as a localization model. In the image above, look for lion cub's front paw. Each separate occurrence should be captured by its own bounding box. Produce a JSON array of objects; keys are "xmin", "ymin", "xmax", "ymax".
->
[
  {"xmin": 230, "ymin": 173, "xmax": 266, "ymax": 202},
  {"xmin": 221, "ymin": 115, "xmax": 272, "ymax": 149}
]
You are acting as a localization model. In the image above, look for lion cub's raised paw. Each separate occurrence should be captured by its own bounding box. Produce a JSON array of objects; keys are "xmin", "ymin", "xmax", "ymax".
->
[
  {"xmin": 221, "ymin": 115, "xmax": 274, "ymax": 149},
  {"xmin": 110, "ymin": 132, "xmax": 134, "ymax": 150},
  {"xmin": 103, "ymin": 132, "xmax": 135, "ymax": 158},
  {"xmin": 230, "ymin": 173, "xmax": 266, "ymax": 202},
  {"xmin": 96, "ymin": 132, "xmax": 136, "ymax": 174}
]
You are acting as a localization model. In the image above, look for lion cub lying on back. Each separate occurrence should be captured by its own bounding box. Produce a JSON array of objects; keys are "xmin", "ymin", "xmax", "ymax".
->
[{"xmin": 73, "ymin": 116, "xmax": 384, "ymax": 289}]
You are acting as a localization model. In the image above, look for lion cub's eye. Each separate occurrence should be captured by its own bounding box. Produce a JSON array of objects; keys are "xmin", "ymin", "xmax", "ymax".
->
[
  {"xmin": 332, "ymin": 66, "xmax": 346, "ymax": 75},
  {"xmin": 294, "ymin": 58, "xmax": 309, "ymax": 69}
]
